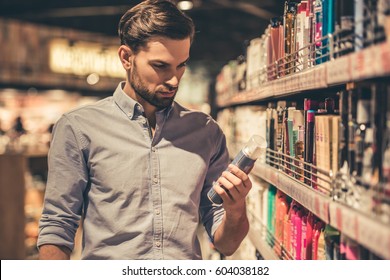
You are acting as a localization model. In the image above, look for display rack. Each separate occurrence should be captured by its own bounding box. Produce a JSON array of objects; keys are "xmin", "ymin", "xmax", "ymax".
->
[
  {"xmin": 216, "ymin": 21, "xmax": 390, "ymax": 259},
  {"xmin": 217, "ymin": 41, "xmax": 390, "ymax": 108},
  {"xmin": 251, "ymin": 159, "xmax": 390, "ymax": 259}
]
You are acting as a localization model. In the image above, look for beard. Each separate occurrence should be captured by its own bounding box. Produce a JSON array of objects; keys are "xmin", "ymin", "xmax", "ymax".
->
[{"xmin": 129, "ymin": 61, "xmax": 177, "ymax": 110}]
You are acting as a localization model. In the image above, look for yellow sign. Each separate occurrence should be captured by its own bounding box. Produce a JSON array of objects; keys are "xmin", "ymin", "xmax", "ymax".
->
[{"xmin": 49, "ymin": 39, "xmax": 124, "ymax": 78}]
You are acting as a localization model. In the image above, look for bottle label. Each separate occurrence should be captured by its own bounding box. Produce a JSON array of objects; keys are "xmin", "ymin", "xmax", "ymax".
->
[{"xmin": 231, "ymin": 150, "xmax": 256, "ymax": 173}]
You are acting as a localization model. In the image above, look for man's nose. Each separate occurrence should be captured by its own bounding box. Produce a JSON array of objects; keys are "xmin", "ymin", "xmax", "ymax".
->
[{"xmin": 165, "ymin": 74, "xmax": 179, "ymax": 88}]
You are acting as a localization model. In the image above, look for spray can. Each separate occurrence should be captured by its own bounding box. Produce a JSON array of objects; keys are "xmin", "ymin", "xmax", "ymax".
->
[{"xmin": 207, "ymin": 135, "xmax": 267, "ymax": 205}]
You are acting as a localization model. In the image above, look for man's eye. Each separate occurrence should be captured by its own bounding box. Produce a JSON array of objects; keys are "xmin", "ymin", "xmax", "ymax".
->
[{"xmin": 153, "ymin": 64, "xmax": 166, "ymax": 69}]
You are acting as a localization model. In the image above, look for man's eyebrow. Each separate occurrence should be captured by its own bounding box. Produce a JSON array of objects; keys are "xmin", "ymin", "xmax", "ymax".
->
[
  {"xmin": 180, "ymin": 57, "xmax": 190, "ymax": 65},
  {"xmin": 149, "ymin": 57, "xmax": 190, "ymax": 66},
  {"xmin": 149, "ymin": 59, "xmax": 169, "ymax": 65}
]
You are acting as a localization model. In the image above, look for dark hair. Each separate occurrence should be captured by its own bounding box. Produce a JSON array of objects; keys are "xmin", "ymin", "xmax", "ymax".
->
[{"xmin": 118, "ymin": 0, "xmax": 195, "ymax": 53}]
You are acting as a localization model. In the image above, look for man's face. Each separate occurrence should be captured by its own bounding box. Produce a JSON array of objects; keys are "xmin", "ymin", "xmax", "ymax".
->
[{"xmin": 128, "ymin": 36, "xmax": 191, "ymax": 109}]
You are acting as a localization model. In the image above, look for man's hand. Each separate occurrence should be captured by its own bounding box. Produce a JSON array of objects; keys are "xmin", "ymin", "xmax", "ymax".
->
[
  {"xmin": 213, "ymin": 164, "xmax": 252, "ymax": 212},
  {"xmin": 212, "ymin": 164, "xmax": 252, "ymax": 256}
]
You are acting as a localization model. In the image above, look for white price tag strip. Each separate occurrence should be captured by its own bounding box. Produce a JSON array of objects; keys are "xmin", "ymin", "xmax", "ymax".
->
[
  {"xmin": 305, "ymin": 68, "xmax": 317, "ymax": 90},
  {"xmin": 362, "ymin": 46, "xmax": 376, "ymax": 79},
  {"xmin": 253, "ymin": 163, "xmax": 278, "ymax": 186},
  {"xmin": 315, "ymin": 64, "xmax": 328, "ymax": 88},
  {"xmin": 255, "ymin": 85, "xmax": 271, "ymax": 100},
  {"xmin": 326, "ymin": 55, "xmax": 351, "ymax": 84},
  {"xmin": 312, "ymin": 194, "xmax": 330, "ymax": 223},
  {"xmin": 277, "ymin": 172, "xmax": 293, "ymax": 197},
  {"xmin": 275, "ymin": 79, "xmax": 283, "ymax": 96},
  {"xmin": 350, "ymin": 51, "xmax": 365, "ymax": 80}
]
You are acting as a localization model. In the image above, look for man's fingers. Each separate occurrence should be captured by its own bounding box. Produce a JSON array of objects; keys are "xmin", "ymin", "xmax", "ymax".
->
[{"xmin": 227, "ymin": 164, "xmax": 252, "ymax": 189}]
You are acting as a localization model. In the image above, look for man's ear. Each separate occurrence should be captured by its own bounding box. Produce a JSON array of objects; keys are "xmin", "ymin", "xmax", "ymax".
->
[{"xmin": 118, "ymin": 45, "xmax": 133, "ymax": 70}]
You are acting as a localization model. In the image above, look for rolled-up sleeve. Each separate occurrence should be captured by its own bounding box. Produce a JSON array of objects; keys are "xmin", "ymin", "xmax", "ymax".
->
[
  {"xmin": 199, "ymin": 125, "xmax": 229, "ymax": 242},
  {"xmin": 37, "ymin": 115, "xmax": 89, "ymax": 251}
]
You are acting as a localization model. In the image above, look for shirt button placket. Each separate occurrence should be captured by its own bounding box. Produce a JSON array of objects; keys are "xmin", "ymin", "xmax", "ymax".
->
[{"xmin": 151, "ymin": 145, "xmax": 163, "ymax": 258}]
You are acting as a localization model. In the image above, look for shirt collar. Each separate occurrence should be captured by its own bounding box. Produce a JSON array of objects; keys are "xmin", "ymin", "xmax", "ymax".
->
[{"xmin": 113, "ymin": 82, "xmax": 174, "ymax": 119}]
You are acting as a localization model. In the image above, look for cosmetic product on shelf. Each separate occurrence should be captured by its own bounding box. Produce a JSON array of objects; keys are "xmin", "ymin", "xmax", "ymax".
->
[
  {"xmin": 296, "ymin": 1, "xmax": 310, "ymax": 71},
  {"xmin": 314, "ymin": 0, "xmax": 324, "ymax": 65},
  {"xmin": 284, "ymin": 1, "xmax": 298, "ymax": 74},
  {"xmin": 322, "ymin": 0, "xmax": 335, "ymax": 62}
]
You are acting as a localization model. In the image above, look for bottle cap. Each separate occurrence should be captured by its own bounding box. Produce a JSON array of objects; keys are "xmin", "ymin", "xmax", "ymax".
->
[{"xmin": 242, "ymin": 135, "xmax": 267, "ymax": 160}]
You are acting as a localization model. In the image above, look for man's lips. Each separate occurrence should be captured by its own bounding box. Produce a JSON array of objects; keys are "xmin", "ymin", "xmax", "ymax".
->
[{"xmin": 158, "ymin": 90, "xmax": 176, "ymax": 97}]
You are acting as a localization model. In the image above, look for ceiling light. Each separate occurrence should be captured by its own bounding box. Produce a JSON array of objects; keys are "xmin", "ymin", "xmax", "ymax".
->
[{"xmin": 177, "ymin": 1, "xmax": 194, "ymax": 11}]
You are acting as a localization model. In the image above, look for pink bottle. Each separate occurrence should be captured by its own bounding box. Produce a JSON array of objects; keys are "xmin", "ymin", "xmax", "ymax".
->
[{"xmin": 294, "ymin": 205, "xmax": 304, "ymax": 260}]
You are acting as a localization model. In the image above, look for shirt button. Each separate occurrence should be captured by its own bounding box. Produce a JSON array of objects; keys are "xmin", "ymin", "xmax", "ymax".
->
[
  {"xmin": 141, "ymin": 119, "xmax": 147, "ymax": 125},
  {"xmin": 151, "ymin": 147, "xmax": 156, "ymax": 152},
  {"xmin": 155, "ymin": 209, "xmax": 160, "ymax": 215},
  {"xmin": 153, "ymin": 177, "xmax": 158, "ymax": 184},
  {"xmin": 155, "ymin": 241, "xmax": 161, "ymax": 248}
]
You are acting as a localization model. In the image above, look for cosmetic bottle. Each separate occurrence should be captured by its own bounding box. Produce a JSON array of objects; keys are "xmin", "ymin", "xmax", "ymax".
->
[
  {"xmin": 300, "ymin": 210, "xmax": 308, "ymax": 259},
  {"xmin": 274, "ymin": 190, "xmax": 282, "ymax": 255},
  {"xmin": 270, "ymin": 18, "xmax": 282, "ymax": 80},
  {"xmin": 267, "ymin": 185, "xmax": 277, "ymax": 246},
  {"xmin": 275, "ymin": 190, "xmax": 290, "ymax": 256},
  {"xmin": 317, "ymin": 228, "xmax": 327, "ymax": 259},
  {"xmin": 294, "ymin": 206, "xmax": 304, "ymax": 259},
  {"xmin": 305, "ymin": 110, "xmax": 316, "ymax": 186},
  {"xmin": 355, "ymin": 88, "xmax": 371, "ymax": 177},
  {"xmin": 208, "ymin": 135, "xmax": 267, "ymax": 205},
  {"xmin": 334, "ymin": 0, "xmax": 354, "ymax": 57},
  {"xmin": 324, "ymin": 224, "xmax": 340, "ymax": 260},
  {"xmin": 312, "ymin": 220, "xmax": 325, "ymax": 260},
  {"xmin": 305, "ymin": 212, "xmax": 315, "ymax": 259},
  {"xmin": 283, "ymin": 201, "xmax": 294, "ymax": 259},
  {"xmin": 314, "ymin": 0, "xmax": 323, "ymax": 65},
  {"xmin": 321, "ymin": 0, "xmax": 334, "ymax": 62},
  {"xmin": 296, "ymin": 1, "xmax": 309, "ymax": 71},
  {"xmin": 290, "ymin": 204, "xmax": 298, "ymax": 259},
  {"xmin": 354, "ymin": 0, "xmax": 364, "ymax": 51},
  {"xmin": 284, "ymin": 1, "xmax": 298, "ymax": 74}
]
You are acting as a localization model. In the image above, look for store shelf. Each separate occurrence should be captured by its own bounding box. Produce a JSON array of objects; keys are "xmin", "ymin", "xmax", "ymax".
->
[
  {"xmin": 329, "ymin": 201, "xmax": 390, "ymax": 260},
  {"xmin": 252, "ymin": 161, "xmax": 390, "ymax": 259},
  {"xmin": 217, "ymin": 41, "xmax": 390, "ymax": 107},
  {"xmin": 216, "ymin": 66, "xmax": 327, "ymax": 107},
  {"xmin": 216, "ymin": 3, "xmax": 390, "ymax": 260},
  {"xmin": 252, "ymin": 162, "xmax": 330, "ymax": 224}
]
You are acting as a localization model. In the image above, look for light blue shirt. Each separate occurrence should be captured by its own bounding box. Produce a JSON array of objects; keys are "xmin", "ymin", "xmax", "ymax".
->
[{"xmin": 38, "ymin": 82, "xmax": 229, "ymax": 259}]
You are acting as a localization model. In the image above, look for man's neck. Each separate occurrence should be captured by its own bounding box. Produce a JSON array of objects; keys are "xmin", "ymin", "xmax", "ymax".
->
[
  {"xmin": 122, "ymin": 82, "xmax": 157, "ymax": 129},
  {"xmin": 143, "ymin": 106, "xmax": 156, "ymax": 130}
]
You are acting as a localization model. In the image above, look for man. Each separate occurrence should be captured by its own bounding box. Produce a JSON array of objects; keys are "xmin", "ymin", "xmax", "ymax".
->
[{"xmin": 38, "ymin": 0, "xmax": 252, "ymax": 260}]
